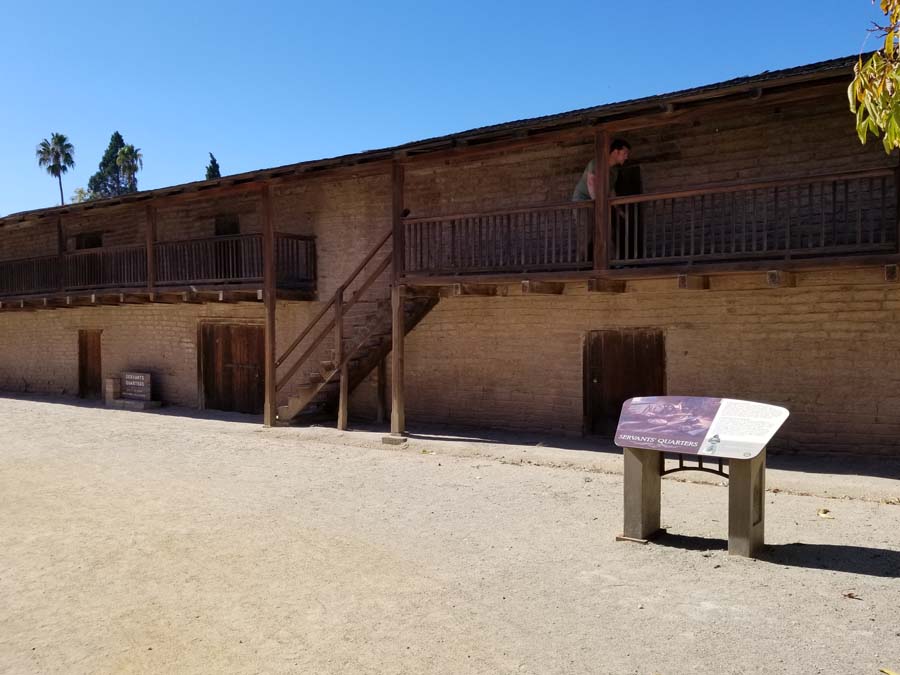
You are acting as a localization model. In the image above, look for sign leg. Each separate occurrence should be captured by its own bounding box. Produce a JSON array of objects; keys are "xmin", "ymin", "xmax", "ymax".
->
[
  {"xmin": 619, "ymin": 447, "xmax": 663, "ymax": 542},
  {"xmin": 728, "ymin": 448, "xmax": 766, "ymax": 557}
]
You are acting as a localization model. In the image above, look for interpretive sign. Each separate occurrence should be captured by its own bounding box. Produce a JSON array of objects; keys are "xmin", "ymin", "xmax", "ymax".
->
[
  {"xmin": 121, "ymin": 372, "xmax": 152, "ymax": 401},
  {"xmin": 614, "ymin": 396, "xmax": 789, "ymax": 460}
]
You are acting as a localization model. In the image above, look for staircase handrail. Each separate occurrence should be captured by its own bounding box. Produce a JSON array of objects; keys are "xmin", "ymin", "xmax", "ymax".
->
[{"xmin": 275, "ymin": 228, "xmax": 393, "ymax": 392}]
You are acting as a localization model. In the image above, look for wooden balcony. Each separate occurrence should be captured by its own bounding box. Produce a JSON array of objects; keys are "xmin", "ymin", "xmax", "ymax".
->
[
  {"xmin": 400, "ymin": 169, "xmax": 898, "ymax": 281},
  {"xmin": 0, "ymin": 233, "xmax": 315, "ymax": 302}
]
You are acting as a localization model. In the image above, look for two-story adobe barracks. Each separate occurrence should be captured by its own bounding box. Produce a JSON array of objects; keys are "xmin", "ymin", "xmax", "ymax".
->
[{"xmin": 1, "ymin": 53, "xmax": 898, "ymax": 455}]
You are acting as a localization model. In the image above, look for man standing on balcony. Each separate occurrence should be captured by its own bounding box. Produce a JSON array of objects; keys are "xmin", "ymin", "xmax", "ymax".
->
[{"xmin": 572, "ymin": 138, "xmax": 631, "ymax": 201}]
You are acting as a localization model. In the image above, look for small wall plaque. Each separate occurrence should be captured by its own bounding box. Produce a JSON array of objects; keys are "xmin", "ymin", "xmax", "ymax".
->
[{"xmin": 121, "ymin": 372, "xmax": 152, "ymax": 401}]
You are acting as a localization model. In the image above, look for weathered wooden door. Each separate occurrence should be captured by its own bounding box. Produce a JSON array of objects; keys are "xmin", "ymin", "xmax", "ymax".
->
[
  {"xmin": 201, "ymin": 323, "xmax": 265, "ymax": 414},
  {"xmin": 584, "ymin": 329, "xmax": 666, "ymax": 435},
  {"xmin": 78, "ymin": 329, "xmax": 103, "ymax": 399}
]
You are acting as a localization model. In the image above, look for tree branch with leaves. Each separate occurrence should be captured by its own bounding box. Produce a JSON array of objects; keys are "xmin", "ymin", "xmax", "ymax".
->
[{"xmin": 850, "ymin": 0, "xmax": 900, "ymax": 152}]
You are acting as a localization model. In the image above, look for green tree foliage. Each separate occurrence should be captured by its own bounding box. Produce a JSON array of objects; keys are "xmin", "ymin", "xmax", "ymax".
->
[
  {"xmin": 116, "ymin": 144, "xmax": 143, "ymax": 192},
  {"xmin": 88, "ymin": 131, "xmax": 128, "ymax": 198},
  {"xmin": 205, "ymin": 152, "xmax": 221, "ymax": 180},
  {"xmin": 850, "ymin": 1, "xmax": 900, "ymax": 152},
  {"xmin": 71, "ymin": 187, "xmax": 92, "ymax": 203},
  {"xmin": 35, "ymin": 132, "xmax": 75, "ymax": 206}
]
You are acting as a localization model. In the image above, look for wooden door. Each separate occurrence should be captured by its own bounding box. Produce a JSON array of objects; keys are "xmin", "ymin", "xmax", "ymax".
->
[
  {"xmin": 584, "ymin": 329, "xmax": 665, "ymax": 436},
  {"xmin": 78, "ymin": 329, "xmax": 102, "ymax": 399},
  {"xmin": 201, "ymin": 323, "xmax": 264, "ymax": 414}
]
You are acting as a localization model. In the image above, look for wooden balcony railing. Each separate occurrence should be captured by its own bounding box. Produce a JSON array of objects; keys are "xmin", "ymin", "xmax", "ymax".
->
[
  {"xmin": 0, "ymin": 233, "xmax": 316, "ymax": 299},
  {"xmin": 400, "ymin": 169, "xmax": 898, "ymax": 277},
  {"xmin": 276, "ymin": 234, "xmax": 317, "ymax": 288},
  {"xmin": 155, "ymin": 233, "xmax": 263, "ymax": 285},
  {"xmin": 0, "ymin": 255, "xmax": 59, "ymax": 296},
  {"xmin": 403, "ymin": 201, "xmax": 594, "ymax": 275},
  {"xmin": 608, "ymin": 169, "xmax": 898, "ymax": 266},
  {"xmin": 64, "ymin": 244, "xmax": 148, "ymax": 290}
]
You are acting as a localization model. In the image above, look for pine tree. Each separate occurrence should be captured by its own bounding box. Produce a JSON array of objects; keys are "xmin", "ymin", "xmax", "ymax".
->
[
  {"xmin": 205, "ymin": 152, "xmax": 221, "ymax": 180},
  {"xmin": 87, "ymin": 131, "xmax": 127, "ymax": 198}
]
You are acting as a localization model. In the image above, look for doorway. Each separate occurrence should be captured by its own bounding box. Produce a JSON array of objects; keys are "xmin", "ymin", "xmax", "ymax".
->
[
  {"xmin": 78, "ymin": 329, "xmax": 103, "ymax": 399},
  {"xmin": 200, "ymin": 323, "xmax": 265, "ymax": 414},
  {"xmin": 584, "ymin": 328, "xmax": 666, "ymax": 435}
]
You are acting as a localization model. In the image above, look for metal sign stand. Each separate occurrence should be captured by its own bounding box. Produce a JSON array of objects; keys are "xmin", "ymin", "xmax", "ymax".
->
[{"xmin": 617, "ymin": 446, "xmax": 767, "ymax": 558}]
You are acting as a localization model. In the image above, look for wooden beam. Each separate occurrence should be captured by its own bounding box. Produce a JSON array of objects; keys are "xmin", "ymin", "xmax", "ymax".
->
[
  {"xmin": 391, "ymin": 160, "xmax": 405, "ymax": 283},
  {"xmin": 94, "ymin": 293, "xmax": 122, "ymax": 306},
  {"xmin": 261, "ymin": 184, "xmax": 277, "ymax": 428},
  {"xmin": 766, "ymin": 270, "xmax": 796, "ymax": 288},
  {"xmin": 148, "ymin": 292, "xmax": 182, "ymax": 304},
  {"xmin": 603, "ymin": 81, "xmax": 845, "ymax": 133},
  {"xmin": 593, "ymin": 129, "xmax": 610, "ymax": 271},
  {"xmin": 404, "ymin": 270, "xmax": 597, "ymax": 287},
  {"xmin": 677, "ymin": 274, "xmax": 709, "ymax": 290},
  {"xmin": 445, "ymin": 283, "xmax": 506, "ymax": 297},
  {"xmin": 376, "ymin": 357, "xmax": 387, "ymax": 425},
  {"xmin": 335, "ymin": 286, "xmax": 348, "ymax": 431},
  {"xmin": 390, "ymin": 283, "xmax": 406, "ymax": 437},
  {"xmin": 180, "ymin": 291, "xmax": 203, "ymax": 304},
  {"xmin": 521, "ymin": 280, "xmax": 565, "ymax": 295},
  {"xmin": 587, "ymin": 278, "xmax": 626, "ymax": 293}
]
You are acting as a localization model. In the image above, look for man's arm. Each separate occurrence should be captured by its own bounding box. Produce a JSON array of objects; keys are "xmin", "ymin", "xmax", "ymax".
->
[{"xmin": 587, "ymin": 171, "xmax": 596, "ymax": 199}]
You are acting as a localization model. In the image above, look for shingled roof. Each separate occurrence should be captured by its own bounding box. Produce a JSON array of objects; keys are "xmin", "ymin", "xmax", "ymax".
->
[{"xmin": 2, "ymin": 53, "xmax": 861, "ymax": 225}]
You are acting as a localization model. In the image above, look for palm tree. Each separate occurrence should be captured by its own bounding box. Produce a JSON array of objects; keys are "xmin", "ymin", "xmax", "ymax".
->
[
  {"xmin": 116, "ymin": 144, "xmax": 143, "ymax": 192},
  {"xmin": 36, "ymin": 133, "xmax": 75, "ymax": 206}
]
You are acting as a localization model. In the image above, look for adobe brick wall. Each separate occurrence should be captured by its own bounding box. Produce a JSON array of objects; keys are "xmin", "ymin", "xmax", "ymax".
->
[
  {"xmin": 0, "ymin": 301, "xmax": 314, "ymax": 409},
  {"xmin": 403, "ymin": 95, "xmax": 892, "ymax": 217},
  {"xmin": 351, "ymin": 267, "xmax": 900, "ymax": 456}
]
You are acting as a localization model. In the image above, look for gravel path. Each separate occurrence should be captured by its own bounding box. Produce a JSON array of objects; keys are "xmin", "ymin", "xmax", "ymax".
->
[{"xmin": 0, "ymin": 397, "xmax": 898, "ymax": 674}]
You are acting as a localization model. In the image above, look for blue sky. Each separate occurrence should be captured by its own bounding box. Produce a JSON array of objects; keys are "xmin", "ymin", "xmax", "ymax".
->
[{"xmin": 0, "ymin": 1, "xmax": 885, "ymax": 217}]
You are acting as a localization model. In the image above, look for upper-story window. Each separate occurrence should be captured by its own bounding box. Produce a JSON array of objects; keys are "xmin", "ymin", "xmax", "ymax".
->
[
  {"xmin": 74, "ymin": 232, "xmax": 103, "ymax": 250},
  {"xmin": 214, "ymin": 214, "xmax": 240, "ymax": 236}
]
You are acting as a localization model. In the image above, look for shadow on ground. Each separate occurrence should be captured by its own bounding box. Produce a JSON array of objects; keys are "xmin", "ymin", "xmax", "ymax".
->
[
  {"xmin": 0, "ymin": 392, "xmax": 261, "ymax": 425},
  {"xmin": 654, "ymin": 532, "xmax": 900, "ymax": 578},
  {"xmin": 4, "ymin": 393, "xmax": 900, "ymax": 481}
]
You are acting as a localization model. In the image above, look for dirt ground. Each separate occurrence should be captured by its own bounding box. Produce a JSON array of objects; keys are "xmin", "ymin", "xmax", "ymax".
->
[{"xmin": 0, "ymin": 396, "xmax": 898, "ymax": 675}]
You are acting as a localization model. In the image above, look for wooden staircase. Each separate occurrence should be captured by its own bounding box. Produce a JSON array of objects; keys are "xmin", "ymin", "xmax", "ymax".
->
[{"xmin": 275, "ymin": 229, "xmax": 438, "ymax": 425}]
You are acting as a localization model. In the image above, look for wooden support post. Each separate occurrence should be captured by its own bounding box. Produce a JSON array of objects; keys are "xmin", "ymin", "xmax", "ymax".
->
[
  {"xmin": 335, "ymin": 286, "xmax": 348, "ymax": 430},
  {"xmin": 261, "ymin": 185, "xmax": 277, "ymax": 428},
  {"xmin": 392, "ymin": 160, "xmax": 405, "ymax": 283},
  {"xmin": 376, "ymin": 358, "xmax": 387, "ymax": 424},
  {"xmin": 728, "ymin": 448, "xmax": 766, "ymax": 557},
  {"xmin": 390, "ymin": 283, "xmax": 406, "ymax": 437},
  {"xmin": 145, "ymin": 204, "xmax": 157, "ymax": 292},
  {"xmin": 618, "ymin": 447, "xmax": 663, "ymax": 542},
  {"xmin": 593, "ymin": 129, "xmax": 610, "ymax": 272},
  {"xmin": 677, "ymin": 274, "xmax": 709, "ymax": 290}
]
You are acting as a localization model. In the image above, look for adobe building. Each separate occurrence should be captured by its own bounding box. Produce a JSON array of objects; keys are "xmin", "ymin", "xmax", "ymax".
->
[{"xmin": 1, "ymin": 54, "xmax": 898, "ymax": 455}]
